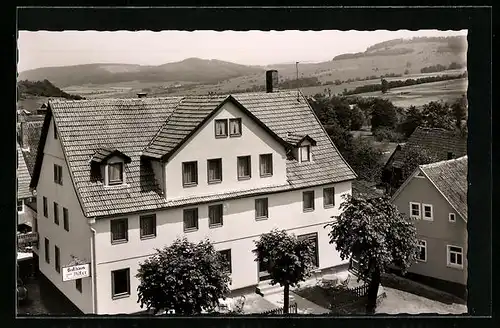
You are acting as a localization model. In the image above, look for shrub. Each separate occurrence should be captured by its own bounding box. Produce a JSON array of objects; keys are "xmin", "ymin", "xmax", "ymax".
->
[{"xmin": 373, "ymin": 127, "xmax": 405, "ymax": 143}]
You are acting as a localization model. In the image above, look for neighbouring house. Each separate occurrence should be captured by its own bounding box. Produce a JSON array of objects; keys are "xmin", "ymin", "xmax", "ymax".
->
[
  {"xmin": 17, "ymin": 117, "xmax": 44, "ymax": 176},
  {"xmin": 17, "ymin": 142, "xmax": 37, "ymax": 234},
  {"xmin": 391, "ymin": 156, "xmax": 467, "ymax": 299},
  {"xmin": 382, "ymin": 126, "xmax": 467, "ymax": 194},
  {"xmin": 30, "ymin": 71, "xmax": 357, "ymax": 314}
]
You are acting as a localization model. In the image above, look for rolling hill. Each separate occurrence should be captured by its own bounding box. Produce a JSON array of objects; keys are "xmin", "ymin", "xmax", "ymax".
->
[{"xmin": 18, "ymin": 58, "xmax": 265, "ymax": 87}]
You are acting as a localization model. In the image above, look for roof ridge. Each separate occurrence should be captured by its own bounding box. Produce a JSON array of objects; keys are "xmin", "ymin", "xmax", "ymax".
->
[{"xmin": 419, "ymin": 155, "xmax": 468, "ymax": 169}]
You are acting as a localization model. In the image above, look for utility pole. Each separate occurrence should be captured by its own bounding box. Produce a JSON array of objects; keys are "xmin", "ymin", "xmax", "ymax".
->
[{"xmin": 296, "ymin": 61, "xmax": 300, "ymax": 101}]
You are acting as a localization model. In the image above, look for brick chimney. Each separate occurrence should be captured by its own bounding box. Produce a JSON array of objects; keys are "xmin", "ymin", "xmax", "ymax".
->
[
  {"xmin": 137, "ymin": 92, "xmax": 147, "ymax": 98},
  {"xmin": 266, "ymin": 70, "xmax": 278, "ymax": 93}
]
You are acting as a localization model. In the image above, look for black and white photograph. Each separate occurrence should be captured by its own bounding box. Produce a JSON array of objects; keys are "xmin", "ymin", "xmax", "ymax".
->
[{"xmin": 14, "ymin": 7, "xmax": 490, "ymax": 318}]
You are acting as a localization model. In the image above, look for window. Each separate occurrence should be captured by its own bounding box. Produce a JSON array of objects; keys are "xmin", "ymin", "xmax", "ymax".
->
[
  {"xmin": 44, "ymin": 238, "xmax": 50, "ymax": 263},
  {"xmin": 218, "ymin": 249, "xmax": 232, "ymax": 273},
  {"xmin": 108, "ymin": 163, "xmax": 124, "ymax": 185},
  {"xmin": 182, "ymin": 161, "xmax": 198, "ymax": 186},
  {"xmin": 55, "ymin": 245, "xmax": 60, "ymax": 273},
  {"xmin": 449, "ymin": 213, "xmax": 456, "ymax": 222},
  {"xmin": 53, "ymin": 202, "xmax": 59, "ymax": 225},
  {"xmin": 409, "ymin": 202, "xmax": 421, "ymax": 219},
  {"xmin": 43, "ymin": 196, "xmax": 48, "ymax": 218},
  {"xmin": 140, "ymin": 214, "xmax": 156, "ymax": 239},
  {"xmin": 417, "ymin": 240, "xmax": 427, "ymax": 262},
  {"xmin": 422, "ymin": 204, "xmax": 433, "ymax": 220},
  {"xmin": 255, "ymin": 198, "xmax": 269, "ymax": 220},
  {"xmin": 229, "ymin": 118, "xmax": 242, "ymax": 137},
  {"xmin": 17, "ymin": 200, "xmax": 24, "ymax": 213},
  {"xmin": 53, "ymin": 164, "xmax": 63, "ymax": 185},
  {"xmin": 298, "ymin": 233, "xmax": 319, "ymax": 267},
  {"xmin": 323, "ymin": 187, "xmax": 335, "ymax": 208},
  {"xmin": 54, "ymin": 123, "xmax": 58, "ymax": 139},
  {"xmin": 111, "ymin": 268, "xmax": 130, "ymax": 299},
  {"xmin": 447, "ymin": 245, "xmax": 463, "ymax": 268},
  {"xmin": 183, "ymin": 208, "xmax": 199, "ymax": 232},
  {"xmin": 209, "ymin": 204, "xmax": 223, "ymax": 228},
  {"xmin": 207, "ymin": 158, "xmax": 222, "ymax": 184},
  {"xmin": 300, "ymin": 145, "xmax": 311, "ymax": 162},
  {"xmin": 75, "ymin": 279, "xmax": 82, "ymax": 293},
  {"xmin": 63, "ymin": 207, "xmax": 69, "ymax": 231},
  {"xmin": 237, "ymin": 156, "xmax": 251, "ymax": 180},
  {"xmin": 303, "ymin": 191, "xmax": 315, "ymax": 212},
  {"xmin": 259, "ymin": 154, "xmax": 273, "ymax": 177},
  {"xmin": 110, "ymin": 218, "xmax": 128, "ymax": 244},
  {"xmin": 215, "ymin": 119, "xmax": 228, "ymax": 138}
]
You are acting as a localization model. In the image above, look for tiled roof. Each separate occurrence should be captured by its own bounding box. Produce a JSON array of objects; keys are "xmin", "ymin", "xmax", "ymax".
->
[
  {"xmin": 17, "ymin": 143, "xmax": 32, "ymax": 199},
  {"xmin": 33, "ymin": 91, "xmax": 356, "ymax": 218},
  {"xmin": 352, "ymin": 180, "xmax": 384, "ymax": 200},
  {"xmin": 90, "ymin": 147, "xmax": 131, "ymax": 164},
  {"xmin": 420, "ymin": 156, "xmax": 468, "ymax": 221},
  {"xmin": 18, "ymin": 120, "xmax": 44, "ymax": 176},
  {"xmin": 390, "ymin": 127, "xmax": 467, "ymax": 167}
]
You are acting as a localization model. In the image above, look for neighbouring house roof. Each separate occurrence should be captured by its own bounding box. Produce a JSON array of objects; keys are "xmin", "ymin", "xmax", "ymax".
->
[
  {"xmin": 18, "ymin": 120, "xmax": 44, "ymax": 176},
  {"xmin": 352, "ymin": 180, "xmax": 384, "ymax": 200},
  {"xmin": 387, "ymin": 127, "xmax": 467, "ymax": 168},
  {"xmin": 419, "ymin": 156, "xmax": 468, "ymax": 221},
  {"xmin": 90, "ymin": 147, "xmax": 131, "ymax": 164},
  {"xmin": 30, "ymin": 91, "xmax": 356, "ymax": 218},
  {"xmin": 17, "ymin": 143, "xmax": 32, "ymax": 199}
]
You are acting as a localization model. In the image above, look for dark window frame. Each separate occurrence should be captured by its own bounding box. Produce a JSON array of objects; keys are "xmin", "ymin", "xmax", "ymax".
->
[
  {"xmin": 110, "ymin": 218, "xmax": 129, "ymax": 244},
  {"xmin": 298, "ymin": 233, "xmax": 319, "ymax": 267},
  {"xmin": 139, "ymin": 214, "xmax": 157, "ymax": 239},
  {"xmin": 54, "ymin": 122, "xmax": 58, "ymax": 140},
  {"xmin": 214, "ymin": 119, "xmax": 228, "ymax": 138},
  {"xmin": 237, "ymin": 156, "xmax": 252, "ymax": 180},
  {"xmin": 75, "ymin": 278, "xmax": 82, "ymax": 293},
  {"xmin": 417, "ymin": 240, "xmax": 427, "ymax": 262},
  {"xmin": 53, "ymin": 202, "xmax": 59, "ymax": 225},
  {"xmin": 63, "ymin": 207, "xmax": 69, "ymax": 231},
  {"xmin": 55, "ymin": 245, "xmax": 61, "ymax": 273},
  {"xmin": 44, "ymin": 238, "xmax": 50, "ymax": 263},
  {"xmin": 183, "ymin": 208, "xmax": 199, "ymax": 232},
  {"xmin": 255, "ymin": 198, "xmax": 269, "ymax": 220},
  {"xmin": 259, "ymin": 154, "xmax": 273, "ymax": 177},
  {"xmin": 108, "ymin": 162, "xmax": 124, "ymax": 186},
  {"xmin": 111, "ymin": 268, "xmax": 131, "ymax": 299},
  {"xmin": 300, "ymin": 145, "xmax": 311, "ymax": 162},
  {"xmin": 207, "ymin": 158, "xmax": 223, "ymax": 184},
  {"xmin": 229, "ymin": 118, "xmax": 242, "ymax": 137},
  {"xmin": 209, "ymin": 204, "xmax": 224, "ymax": 228},
  {"xmin": 43, "ymin": 196, "xmax": 48, "ymax": 218},
  {"xmin": 53, "ymin": 164, "xmax": 63, "ymax": 185},
  {"xmin": 303, "ymin": 191, "xmax": 315, "ymax": 212},
  {"xmin": 323, "ymin": 187, "xmax": 335, "ymax": 208},
  {"xmin": 218, "ymin": 249, "xmax": 232, "ymax": 273},
  {"xmin": 182, "ymin": 161, "xmax": 198, "ymax": 187}
]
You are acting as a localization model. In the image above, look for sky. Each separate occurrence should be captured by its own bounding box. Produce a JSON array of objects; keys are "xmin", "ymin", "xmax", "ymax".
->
[{"xmin": 17, "ymin": 30, "xmax": 467, "ymax": 72}]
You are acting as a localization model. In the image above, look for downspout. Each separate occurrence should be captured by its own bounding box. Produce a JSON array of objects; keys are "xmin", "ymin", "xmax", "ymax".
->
[{"xmin": 89, "ymin": 222, "xmax": 98, "ymax": 314}]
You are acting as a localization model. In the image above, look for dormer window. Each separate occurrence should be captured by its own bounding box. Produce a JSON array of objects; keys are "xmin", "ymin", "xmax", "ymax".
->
[
  {"xmin": 108, "ymin": 162, "xmax": 124, "ymax": 185},
  {"xmin": 90, "ymin": 147, "xmax": 131, "ymax": 186},
  {"xmin": 300, "ymin": 145, "xmax": 310, "ymax": 162}
]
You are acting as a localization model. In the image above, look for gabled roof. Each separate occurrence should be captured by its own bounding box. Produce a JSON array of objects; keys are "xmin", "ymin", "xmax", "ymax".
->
[
  {"xmin": 285, "ymin": 132, "xmax": 317, "ymax": 146},
  {"xmin": 388, "ymin": 127, "xmax": 467, "ymax": 168},
  {"xmin": 18, "ymin": 120, "xmax": 44, "ymax": 176},
  {"xmin": 142, "ymin": 95, "xmax": 292, "ymax": 160},
  {"xmin": 30, "ymin": 91, "xmax": 356, "ymax": 218},
  {"xmin": 420, "ymin": 156, "xmax": 468, "ymax": 221},
  {"xmin": 17, "ymin": 143, "xmax": 32, "ymax": 199},
  {"xmin": 90, "ymin": 147, "xmax": 131, "ymax": 164}
]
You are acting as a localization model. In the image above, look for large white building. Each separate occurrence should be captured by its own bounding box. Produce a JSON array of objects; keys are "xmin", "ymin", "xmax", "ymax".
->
[{"xmin": 30, "ymin": 74, "xmax": 357, "ymax": 314}]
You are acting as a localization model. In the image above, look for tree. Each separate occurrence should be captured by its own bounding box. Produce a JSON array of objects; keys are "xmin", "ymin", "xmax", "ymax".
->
[
  {"xmin": 451, "ymin": 95, "xmax": 467, "ymax": 129},
  {"xmin": 253, "ymin": 229, "xmax": 315, "ymax": 314},
  {"xmin": 421, "ymin": 101, "xmax": 454, "ymax": 130},
  {"xmin": 370, "ymin": 98, "xmax": 398, "ymax": 131},
  {"xmin": 342, "ymin": 137, "xmax": 384, "ymax": 183},
  {"xmin": 324, "ymin": 120, "xmax": 353, "ymax": 154},
  {"xmin": 325, "ymin": 195, "xmax": 419, "ymax": 314},
  {"xmin": 349, "ymin": 105, "xmax": 365, "ymax": 130},
  {"xmin": 397, "ymin": 105, "xmax": 424, "ymax": 138},
  {"xmin": 399, "ymin": 146, "xmax": 441, "ymax": 188},
  {"xmin": 381, "ymin": 78, "xmax": 389, "ymax": 94},
  {"xmin": 136, "ymin": 237, "xmax": 231, "ymax": 315}
]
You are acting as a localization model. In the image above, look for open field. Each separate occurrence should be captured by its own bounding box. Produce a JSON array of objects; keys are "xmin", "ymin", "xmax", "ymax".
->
[{"xmin": 352, "ymin": 78, "xmax": 467, "ymax": 108}]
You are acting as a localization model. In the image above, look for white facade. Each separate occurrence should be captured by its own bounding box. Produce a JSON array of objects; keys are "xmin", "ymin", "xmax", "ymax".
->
[{"xmin": 35, "ymin": 101, "xmax": 353, "ymax": 315}]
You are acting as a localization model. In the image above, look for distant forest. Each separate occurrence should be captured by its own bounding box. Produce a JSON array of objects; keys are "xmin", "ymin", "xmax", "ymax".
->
[{"xmin": 17, "ymin": 80, "xmax": 84, "ymax": 100}]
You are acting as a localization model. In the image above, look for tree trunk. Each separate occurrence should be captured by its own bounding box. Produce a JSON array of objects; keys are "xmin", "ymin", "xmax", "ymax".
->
[
  {"xmin": 283, "ymin": 283, "xmax": 290, "ymax": 314},
  {"xmin": 365, "ymin": 267, "xmax": 381, "ymax": 314}
]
